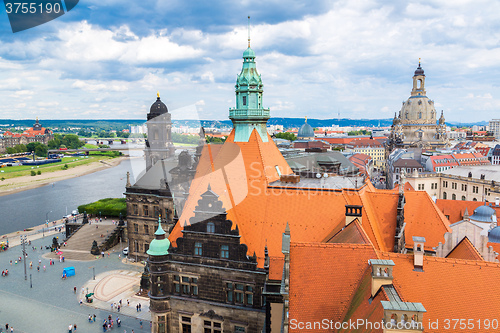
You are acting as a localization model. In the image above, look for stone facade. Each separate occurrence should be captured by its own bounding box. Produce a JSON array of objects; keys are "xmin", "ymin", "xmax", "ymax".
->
[
  {"xmin": 387, "ymin": 62, "xmax": 449, "ymax": 151},
  {"xmin": 125, "ymin": 185, "xmax": 176, "ymax": 261},
  {"xmin": 148, "ymin": 186, "xmax": 267, "ymax": 333}
]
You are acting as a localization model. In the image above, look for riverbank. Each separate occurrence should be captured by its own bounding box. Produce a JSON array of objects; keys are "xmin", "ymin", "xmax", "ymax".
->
[{"xmin": 0, "ymin": 156, "xmax": 128, "ymax": 197}]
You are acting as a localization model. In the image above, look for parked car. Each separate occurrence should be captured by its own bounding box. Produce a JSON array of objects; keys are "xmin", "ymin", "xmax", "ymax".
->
[{"xmin": 122, "ymin": 247, "xmax": 129, "ymax": 256}]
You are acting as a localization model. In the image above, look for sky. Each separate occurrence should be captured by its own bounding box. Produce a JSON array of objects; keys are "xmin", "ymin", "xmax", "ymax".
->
[{"xmin": 0, "ymin": 0, "xmax": 499, "ymax": 123}]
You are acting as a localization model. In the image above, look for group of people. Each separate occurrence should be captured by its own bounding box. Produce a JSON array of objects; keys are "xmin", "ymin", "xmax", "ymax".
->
[
  {"xmin": 102, "ymin": 315, "xmax": 121, "ymax": 331},
  {"xmin": 1, "ymin": 269, "xmax": 8, "ymax": 277}
]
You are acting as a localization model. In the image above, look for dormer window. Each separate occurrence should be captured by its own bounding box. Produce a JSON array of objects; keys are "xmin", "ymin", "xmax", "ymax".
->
[{"xmin": 207, "ymin": 222, "xmax": 215, "ymax": 233}]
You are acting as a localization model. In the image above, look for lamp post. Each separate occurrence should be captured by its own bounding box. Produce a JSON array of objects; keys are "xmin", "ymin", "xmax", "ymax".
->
[
  {"xmin": 21, "ymin": 235, "xmax": 27, "ymax": 281},
  {"xmin": 45, "ymin": 211, "xmax": 52, "ymax": 237}
]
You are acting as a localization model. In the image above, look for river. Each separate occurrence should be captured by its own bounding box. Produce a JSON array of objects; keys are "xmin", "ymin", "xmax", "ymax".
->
[{"xmin": 0, "ymin": 148, "xmax": 146, "ymax": 236}]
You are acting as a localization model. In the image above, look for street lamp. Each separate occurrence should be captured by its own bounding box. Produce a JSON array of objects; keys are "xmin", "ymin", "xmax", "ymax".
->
[
  {"xmin": 21, "ymin": 235, "xmax": 27, "ymax": 281},
  {"xmin": 45, "ymin": 211, "xmax": 52, "ymax": 237}
]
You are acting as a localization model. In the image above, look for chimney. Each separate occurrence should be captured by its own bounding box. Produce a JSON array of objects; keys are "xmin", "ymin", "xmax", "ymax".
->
[
  {"xmin": 345, "ymin": 205, "xmax": 362, "ymax": 226},
  {"xmin": 413, "ymin": 236, "xmax": 426, "ymax": 271},
  {"xmin": 496, "ymin": 197, "xmax": 499, "ymax": 207},
  {"xmin": 369, "ymin": 259, "xmax": 394, "ymax": 297}
]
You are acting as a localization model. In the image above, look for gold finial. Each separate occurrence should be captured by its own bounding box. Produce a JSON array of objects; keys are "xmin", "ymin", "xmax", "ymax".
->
[
  {"xmin": 247, "ymin": 16, "xmax": 251, "ymax": 48},
  {"xmin": 418, "ymin": 57, "xmax": 421, "ymax": 66},
  {"xmin": 305, "ymin": 116, "xmax": 307, "ymax": 123},
  {"xmin": 157, "ymin": 91, "xmax": 160, "ymax": 98},
  {"xmin": 36, "ymin": 116, "xmax": 38, "ymax": 122}
]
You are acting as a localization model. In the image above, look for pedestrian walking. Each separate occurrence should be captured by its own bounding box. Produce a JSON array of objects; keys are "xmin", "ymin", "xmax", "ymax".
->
[
  {"xmin": 136, "ymin": 304, "xmax": 139, "ymax": 312},
  {"xmin": 43, "ymin": 265, "xmax": 46, "ymax": 271},
  {"xmin": 138, "ymin": 303, "xmax": 141, "ymax": 311},
  {"xmin": 117, "ymin": 304, "xmax": 120, "ymax": 312},
  {"xmin": 37, "ymin": 266, "xmax": 39, "ymax": 272},
  {"xmin": 73, "ymin": 324, "xmax": 77, "ymax": 331},
  {"xmin": 89, "ymin": 314, "xmax": 93, "ymax": 323},
  {"xmin": 139, "ymin": 320, "xmax": 143, "ymax": 328},
  {"xmin": 74, "ymin": 286, "xmax": 77, "ymax": 293},
  {"xmin": 68, "ymin": 324, "xmax": 72, "ymax": 333},
  {"xmin": 93, "ymin": 314, "xmax": 96, "ymax": 322},
  {"xmin": 80, "ymin": 299, "xmax": 83, "ymax": 305}
]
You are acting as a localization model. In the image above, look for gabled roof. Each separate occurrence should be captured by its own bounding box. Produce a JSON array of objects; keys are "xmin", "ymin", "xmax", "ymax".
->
[
  {"xmin": 289, "ymin": 242, "xmax": 377, "ymax": 329},
  {"xmin": 327, "ymin": 219, "xmax": 372, "ymax": 244},
  {"xmin": 445, "ymin": 236, "xmax": 484, "ymax": 261}
]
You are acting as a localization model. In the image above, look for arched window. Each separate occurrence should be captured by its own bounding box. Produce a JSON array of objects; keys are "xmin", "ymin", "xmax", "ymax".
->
[
  {"xmin": 452, "ymin": 194, "xmax": 456, "ymax": 200},
  {"xmin": 462, "ymin": 196, "xmax": 466, "ymax": 201},
  {"xmin": 473, "ymin": 198, "xmax": 477, "ymax": 201},
  {"xmin": 207, "ymin": 222, "xmax": 215, "ymax": 233},
  {"xmin": 443, "ymin": 192, "xmax": 447, "ymax": 199},
  {"xmin": 418, "ymin": 112, "xmax": 422, "ymax": 119}
]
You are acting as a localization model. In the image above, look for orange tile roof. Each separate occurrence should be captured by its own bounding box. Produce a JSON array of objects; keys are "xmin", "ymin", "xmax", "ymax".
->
[
  {"xmin": 289, "ymin": 242, "xmax": 377, "ymax": 330},
  {"xmin": 339, "ymin": 270, "xmax": 386, "ymax": 333},
  {"xmin": 446, "ymin": 236, "xmax": 484, "ymax": 261},
  {"xmin": 170, "ymin": 128, "xmax": 451, "ymax": 277},
  {"xmin": 436, "ymin": 199, "xmax": 500, "ymax": 224},
  {"xmin": 378, "ymin": 252, "xmax": 500, "ymax": 331},
  {"xmin": 486, "ymin": 242, "xmax": 500, "ymax": 262}
]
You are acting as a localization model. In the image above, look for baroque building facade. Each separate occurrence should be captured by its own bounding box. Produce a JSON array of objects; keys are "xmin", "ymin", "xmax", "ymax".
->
[
  {"xmin": 387, "ymin": 62, "xmax": 449, "ymax": 150},
  {"xmin": 148, "ymin": 187, "xmax": 267, "ymax": 333},
  {"xmin": 0, "ymin": 118, "xmax": 54, "ymax": 153}
]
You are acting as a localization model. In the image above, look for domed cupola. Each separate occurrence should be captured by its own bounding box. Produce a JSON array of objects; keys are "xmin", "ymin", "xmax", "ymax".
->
[
  {"xmin": 148, "ymin": 92, "xmax": 169, "ymax": 121},
  {"xmin": 489, "ymin": 227, "xmax": 500, "ymax": 243},
  {"xmin": 297, "ymin": 117, "xmax": 315, "ymax": 139},
  {"xmin": 147, "ymin": 217, "xmax": 170, "ymax": 256},
  {"xmin": 414, "ymin": 63, "xmax": 425, "ymax": 76},
  {"xmin": 470, "ymin": 204, "xmax": 496, "ymax": 223}
]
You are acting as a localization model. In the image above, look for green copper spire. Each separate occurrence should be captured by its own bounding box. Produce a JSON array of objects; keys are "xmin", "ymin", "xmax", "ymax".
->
[
  {"xmin": 147, "ymin": 216, "xmax": 170, "ymax": 256},
  {"xmin": 229, "ymin": 16, "xmax": 270, "ymax": 142}
]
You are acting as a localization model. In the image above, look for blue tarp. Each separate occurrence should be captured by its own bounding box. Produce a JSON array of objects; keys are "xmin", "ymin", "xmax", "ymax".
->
[{"xmin": 63, "ymin": 267, "xmax": 75, "ymax": 277}]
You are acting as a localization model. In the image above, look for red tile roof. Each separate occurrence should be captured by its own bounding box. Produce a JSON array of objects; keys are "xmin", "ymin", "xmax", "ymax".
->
[
  {"xmin": 435, "ymin": 199, "xmax": 500, "ymax": 224},
  {"xmin": 446, "ymin": 236, "xmax": 484, "ymax": 261},
  {"xmin": 289, "ymin": 242, "xmax": 377, "ymax": 331}
]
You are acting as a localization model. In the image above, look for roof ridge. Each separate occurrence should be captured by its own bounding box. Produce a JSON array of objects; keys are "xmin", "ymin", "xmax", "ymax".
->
[
  {"xmin": 291, "ymin": 242, "xmax": 373, "ymax": 249},
  {"xmin": 381, "ymin": 251, "xmax": 500, "ymax": 267}
]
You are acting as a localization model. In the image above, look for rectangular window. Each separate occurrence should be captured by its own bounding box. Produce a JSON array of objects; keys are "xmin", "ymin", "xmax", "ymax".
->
[
  {"xmin": 134, "ymin": 224, "xmax": 138, "ymax": 233},
  {"xmin": 234, "ymin": 326, "xmax": 246, "ymax": 333},
  {"xmin": 144, "ymin": 225, "xmax": 149, "ymax": 235},
  {"xmin": 194, "ymin": 242, "xmax": 202, "ymax": 256},
  {"xmin": 154, "ymin": 206, "xmax": 160, "ymax": 218},
  {"xmin": 181, "ymin": 316, "xmax": 191, "ymax": 333},
  {"xmin": 144, "ymin": 243, "xmax": 149, "ymax": 253},
  {"xmin": 133, "ymin": 204, "xmax": 138, "ymax": 215},
  {"xmin": 158, "ymin": 315, "xmax": 166, "ymax": 333},
  {"xmin": 235, "ymin": 283, "xmax": 244, "ymax": 304},
  {"xmin": 226, "ymin": 283, "xmax": 233, "ymax": 302},
  {"xmin": 173, "ymin": 275, "xmax": 198, "ymax": 297},
  {"xmin": 143, "ymin": 205, "xmax": 149, "ymax": 216},
  {"xmin": 204, "ymin": 320, "xmax": 222, "ymax": 333},
  {"xmin": 220, "ymin": 245, "xmax": 229, "ymax": 259},
  {"xmin": 242, "ymin": 96, "xmax": 247, "ymax": 106}
]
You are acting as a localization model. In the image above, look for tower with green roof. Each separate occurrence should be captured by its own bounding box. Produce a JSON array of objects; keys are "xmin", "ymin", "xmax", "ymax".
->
[
  {"xmin": 229, "ymin": 16, "xmax": 270, "ymax": 142},
  {"xmin": 147, "ymin": 217, "xmax": 170, "ymax": 332}
]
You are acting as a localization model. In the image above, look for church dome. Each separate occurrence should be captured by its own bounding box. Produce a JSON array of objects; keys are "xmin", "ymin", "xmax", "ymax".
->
[
  {"xmin": 148, "ymin": 93, "xmax": 168, "ymax": 120},
  {"xmin": 298, "ymin": 119, "xmax": 314, "ymax": 138},
  {"xmin": 489, "ymin": 226, "xmax": 500, "ymax": 243},
  {"xmin": 470, "ymin": 204, "xmax": 496, "ymax": 223},
  {"xmin": 147, "ymin": 219, "xmax": 170, "ymax": 256},
  {"xmin": 414, "ymin": 64, "xmax": 425, "ymax": 76}
]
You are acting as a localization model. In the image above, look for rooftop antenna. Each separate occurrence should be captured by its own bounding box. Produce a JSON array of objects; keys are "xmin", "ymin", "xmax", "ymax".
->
[{"xmin": 247, "ymin": 16, "xmax": 251, "ymax": 48}]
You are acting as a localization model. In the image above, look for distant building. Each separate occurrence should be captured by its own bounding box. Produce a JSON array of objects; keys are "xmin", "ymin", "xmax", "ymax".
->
[
  {"xmin": 144, "ymin": 93, "xmax": 175, "ymax": 172},
  {"xmin": 387, "ymin": 61, "xmax": 449, "ymax": 150},
  {"xmin": 489, "ymin": 119, "xmax": 500, "ymax": 140},
  {"xmin": 0, "ymin": 118, "xmax": 53, "ymax": 153},
  {"xmin": 492, "ymin": 145, "xmax": 500, "ymax": 165},
  {"xmin": 296, "ymin": 118, "xmax": 314, "ymax": 139},
  {"xmin": 344, "ymin": 138, "xmax": 386, "ymax": 171},
  {"xmin": 406, "ymin": 165, "xmax": 500, "ymax": 202}
]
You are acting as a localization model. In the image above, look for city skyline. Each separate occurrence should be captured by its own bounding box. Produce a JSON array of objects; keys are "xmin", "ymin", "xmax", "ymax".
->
[{"xmin": 0, "ymin": 1, "xmax": 499, "ymax": 122}]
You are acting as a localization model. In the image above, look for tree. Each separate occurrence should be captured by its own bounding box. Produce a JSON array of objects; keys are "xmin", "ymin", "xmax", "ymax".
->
[
  {"xmin": 26, "ymin": 142, "xmax": 48, "ymax": 157},
  {"xmin": 48, "ymin": 138, "xmax": 61, "ymax": 150},
  {"xmin": 14, "ymin": 144, "xmax": 27, "ymax": 153},
  {"xmin": 61, "ymin": 134, "xmax": 84, "ymax": 149},
  {"xmin": 5, "ymin": 147, "xmax": 16, "ymax": 154},
  {"xmin": 275, "ymin": 132, "xmax": 297, "ymax": 141}
]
